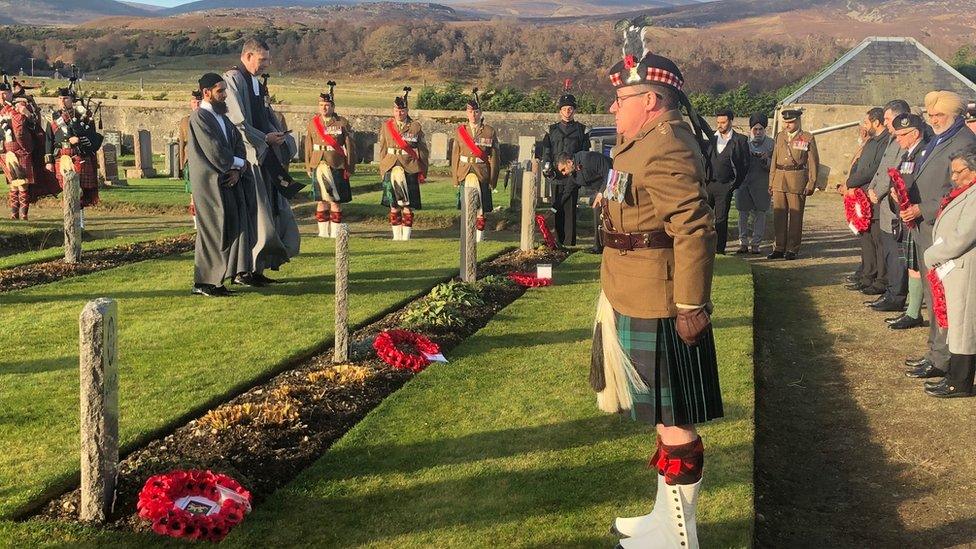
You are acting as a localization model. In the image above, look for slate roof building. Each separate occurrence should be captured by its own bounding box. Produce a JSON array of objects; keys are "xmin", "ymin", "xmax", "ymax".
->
[{"xmin": 774, "ymin": 37, "xmax": 976, "ymax": 186}]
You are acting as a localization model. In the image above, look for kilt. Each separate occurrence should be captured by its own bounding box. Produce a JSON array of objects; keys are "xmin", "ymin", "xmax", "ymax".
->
[
  {"xmin": 454, "ymin": 176, "xmax": 493, "ymax": 213},
  {"xmin": 312, "ymin": 165, "xmax": 352, "ymax": 204},
  {"xmin": 381, "ymin": 171, "xmax": 422, "ymax": 209},
  {"xmin": 906, "ymin": 230, "xmax": 919, "ymax": 271},
  {"xmin": 56, "ymin": 153, "xmax": 100, "ymax": 207},
  {"xmin": 183, "ymin": 161, "xmax": 191, "ymax": 193},
  {"xmin": 615, "ymin": 312, "xmax": 724, "ymax": 426}
]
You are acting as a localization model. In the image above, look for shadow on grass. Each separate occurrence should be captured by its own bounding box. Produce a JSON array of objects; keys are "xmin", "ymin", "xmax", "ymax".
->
[{"xmin": 0, "ymin": 357, "xmax": 75, "ymax": 376}]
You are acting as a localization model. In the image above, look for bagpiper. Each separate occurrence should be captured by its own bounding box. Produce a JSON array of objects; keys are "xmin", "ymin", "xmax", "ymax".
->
[
  {"xmin": 451, "ymin": 88, "xmax": 499, "ymax": 242},
  {"xmin": 179, "ymin": 89, "xmax": 203, "ymax": 228},
  {"xmin": 305, "ymin": 81, "xmax": 356, "ymax": 238},
  {"xmin": 44, "ymin": 81, "xmax": 103, "ymax": 228},
  {"xmin": 379, "ymin": 87, "xmax": 428, "ymax": 240},
  {"xmin": 10, "ymin": 76, "xmax": 60, "ymax": 212}
]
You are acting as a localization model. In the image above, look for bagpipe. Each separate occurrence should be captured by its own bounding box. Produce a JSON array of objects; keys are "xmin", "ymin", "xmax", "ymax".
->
[{"xmin": 60, "ymin": 68, "xmax": 104, "ymax": 156}]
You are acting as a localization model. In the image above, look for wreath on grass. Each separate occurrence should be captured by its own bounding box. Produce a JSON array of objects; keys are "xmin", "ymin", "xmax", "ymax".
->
[
  {"xmin": 535, "ymin": 214, "xmax": 557, "ymax": 249},
  {"xmin": 507, "ymin": 272, "xmax": 553, "ymax": 288},
  {"xmin": 373, "ymin": 329, "xmax": 441, "ymax": 372},
  {"xmin": 137, "ymin": 470, "xmax": 252, "ymax": 543},
  {"xmin": 926, "ymin": 269, "xmax": 949, "ymax": 329},
  {"xmin": 844, "ymin": 188, "xmax": 872, "ymax": 234}
]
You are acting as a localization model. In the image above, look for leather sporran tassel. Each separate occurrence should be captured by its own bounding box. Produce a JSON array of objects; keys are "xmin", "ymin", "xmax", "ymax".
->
[{"xmin": 593, "ymin": 291, "xmax": 649, "ymax": 413}]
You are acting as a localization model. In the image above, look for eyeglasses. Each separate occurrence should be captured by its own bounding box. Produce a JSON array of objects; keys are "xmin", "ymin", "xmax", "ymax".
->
[
  {"xmin": 951, "ymin": 167, "xmax": 971, "ymax": 177},
  {"xmin": 614, "ymin": 90, "xmax": 650, "ymax": 108}
]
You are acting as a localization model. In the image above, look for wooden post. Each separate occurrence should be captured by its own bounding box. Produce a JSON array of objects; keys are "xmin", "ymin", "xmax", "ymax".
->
[
  {"xmin": 333, "ymin": 223, "xmax": 349, "ymax": 363},
  {"xmin": 79, "ymin": 298, "xmax": 119, "ymax": 523},
  {"xmin": 520, "ymin": 159, "xmax": 538, "ymax": 251},
  {"xmin": 62, "ymin": 162, "xmax": 83, "ymax": 264},
  {"xmin": 460, "ymin": 186, "xmax": 478, "ymax": 283}
]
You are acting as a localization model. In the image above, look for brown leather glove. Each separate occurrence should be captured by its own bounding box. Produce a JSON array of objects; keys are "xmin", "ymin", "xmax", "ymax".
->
[{"xmin": 675, "ymin": 307, "xmax": 711, "ymax": 347}]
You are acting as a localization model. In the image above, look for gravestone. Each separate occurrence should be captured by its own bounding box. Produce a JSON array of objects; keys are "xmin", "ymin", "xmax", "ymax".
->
[
  {"xmin": 97, "ymin": 144, "xmax": 126, "ymax": 187},
  {"xmin": 430, "ymin": 133, "xmax": 450, "ymax": 166},
  {"xmin": 165, "ymin": 142, "xmax": 180, "ymax": 180},
  {"xmin": 296, "ymin": 132, "xmax": 305, "ymax": 161},
  {"xmin": 460, "ymin": 187, "xmax": 478, "ymax": 283},
  {"xmin": 373, "ymin": 142, "xmax": 383, "ymax": 163},
  {"xmin": 518, "ymin": 136, "xmax": 536, "ymax": 162},
  {"xmin": 103, "ymin": 131, "xmax": 122, "ymax": 152},
  {"xmin": 61, "ymin": 162, "xmax": 82, "ymax": 263},
  {"xmin": 520, "ymin": 160, "xmax": 538, "ymax": 251},
  {"xmin": 126, "ymin": 130, "xmax": 156, "ymax": 179},
  {"xmin": 79, "ymin": 298, "xmax": 119, "ymax": 523},
  {"xmin": 333, "ymin": 224, "xmax": 350, "ymax": 363}
]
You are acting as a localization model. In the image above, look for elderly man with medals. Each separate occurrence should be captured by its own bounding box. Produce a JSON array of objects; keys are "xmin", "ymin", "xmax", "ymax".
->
[
  {"xmin": 305, "ymin": 81, "xmax": 356, "ymax": 238},
  {"xmin": 379, "ymin": 87, "xmax": 429, "ymax": 240},
  {"xmin": 451, "ymin": 89, "xmax": 499, "ymax": 242},
  {"xmin": 591, "ymin": 32, "xmax": 721, "ymax": 548}
]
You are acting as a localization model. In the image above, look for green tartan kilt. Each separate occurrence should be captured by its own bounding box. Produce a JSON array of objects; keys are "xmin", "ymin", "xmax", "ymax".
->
[
  {"xmin": 182, "ymin": 162, "xmax": 191, "ymax": 193},
  {"xmin": 615, "ymin": 312, "xmax": 724, "ymax": 426},
  {"xmin": 455, "ymin": 179, "xmax": 493, "ymax": 212},
  {"xmin": 311, "ymin": 166, "xmax": 353, "ymax": 204},
  {"xmin": 380, "ymin": 172, "xmax": 422, "ymax": 210},
  {"xmin": 905, "ymin": 229, "xmax": 919, "ymax": 271}
]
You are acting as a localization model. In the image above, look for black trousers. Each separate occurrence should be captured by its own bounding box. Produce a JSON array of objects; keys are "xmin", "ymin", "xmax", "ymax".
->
[
  {"xmin": 947, "ymin": 353, "xmax": 976, "ymax": 392},
  {"xmin": 706, "ymin": 181, "xmax": 733, "ymax": 253},
  {"xmin": 879, "ymin": 228, "xmax": 906, "ymax": 302},
  {"xmin": 859, "ymin": 220, "xmax": 887, "ymax": 290},
  {"xmin": 552, "ymin": 185, "xmax": 579, "ymax": 246}
]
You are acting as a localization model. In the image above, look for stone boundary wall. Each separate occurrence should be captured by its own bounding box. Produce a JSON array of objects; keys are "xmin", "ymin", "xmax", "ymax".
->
[{"xmin": 35, "ymin": 97, "xmax": 615, "ymax": 164}]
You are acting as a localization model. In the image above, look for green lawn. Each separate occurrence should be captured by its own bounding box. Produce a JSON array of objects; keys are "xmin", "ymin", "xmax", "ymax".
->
[
  {"xmin": 227, "ymin": 252, "xmax": 755, "ymax": 547},
  {"xmin": 0, "ymin": 236, "xmax": 507, "ymax": 521}
]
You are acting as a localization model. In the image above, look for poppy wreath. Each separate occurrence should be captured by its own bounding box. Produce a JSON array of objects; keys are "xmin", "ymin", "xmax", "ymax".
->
[
  {"xmin": 844, "ymin": 188, "xmax": 872, "ymax": 234},
  {"xmin": 887, "ymin": 168, "xmax": 917, "ymax": 229},
  {"xmin": 535, "ymin": 213, "xmax": 558, "ymax": 249},
  {"xmin": 507, "ymin": 272, "xmax": 553, "ymax": 288},
  {"xmin": 137, "ymin": 470, "xmax": 252, "ymax": 543},
  {"xmin": 373, "ymin": 329, "xmax": 441, "ymax": 372},
  {"xmin": 926, "ymin": 269, "xmax": 949, "ymax": 329}
]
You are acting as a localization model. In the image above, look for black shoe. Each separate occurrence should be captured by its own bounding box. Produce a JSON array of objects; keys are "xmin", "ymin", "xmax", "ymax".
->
[
  {"xmin": 861, "ymin": 286, "xmax": 885, "ymax": 295},
  {"xmin": 588, "ymin": 247, "xmax": 603, "ymax": 254},
  {"xmin": 192, "ymin": 284, "xmax": 227, "ymax": 297},
  {"xmin": 846, "ymin": 282, "xmax": 868, "ymax": 291},
  {"xmin": 885, "ymin": 314, "xmax": 905, "ymax": 323},
  {"xmin": 253, "ymin": 272, "xmax": 279, "ymax": 285},
  {"xmin": 846, "ymin": 273, "xmax": 861, "ymax": 283},
  {"xmin": 233, "ymin": 272, "xmax": 266, "ymax": 287},
  {"xmin": 784, "ymin": 252, "xmax": 797, "ymax": 260},
  {"xmin": 212, "ymin": 285, "xmax": 235, "ymax": 296},
  {"xmin": 925, "ymin": 383, "xmax": 974, "ymax": 398},
  {"xmin": 864, "ymin": 295, "xmax": 886, "ymax": 306},
  {"xmin": 870, "ymin": 297, "xmax": 906, "ymax": 312},
  {"xmin": 734, "ymin": 246, "xmax": 749, "ymax": 254},
  {"xmin": 905, "ymin": 361, "xmax": 946, "ymax": 379},
  {"xmin": 767, "ymin": 250, "xmax": 784, "ymax": 259},
  {"xmin": 750, "ymin": 246, "xmax": 762, "ymax": 254},
  {"xmin": 905, "ymin": 356, "xmax": 929, "ymax": 367},
  {"xmin": 889, "ymin": 315, "xmax": 924, "ymax": 330},
  {"xmin": 924, "ymin": 378, "xmax": 947, "ymax": 390}
]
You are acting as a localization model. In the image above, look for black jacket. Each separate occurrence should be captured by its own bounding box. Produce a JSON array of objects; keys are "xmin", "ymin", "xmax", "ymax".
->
[
  {"xmin": 541, "ymin": 120, "xmax": 590, "ymax": 169},
  {"xmin": 708, "ymin": 131, "xmax": 749, "ymax": 189},
  {"xmin": 847, "ymin": 129, "xmax": 889, "ymax": 189},
  {"xmin": 571, "ymin": 150, "xmax": 612, "ymax": 194}
]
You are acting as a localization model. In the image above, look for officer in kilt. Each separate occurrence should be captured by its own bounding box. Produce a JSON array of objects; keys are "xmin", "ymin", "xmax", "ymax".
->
[
  {"xmin": 44, "ymin": 85, "xmax": 103, "ymax": 228},
  {"xmin": 178, "ymin": 89, "xmax": 203, "ymax": 227},
  {"xmin": 379, "ymin": 87, "xmax": 428, "ymax": 240},
  {"xmin": 305, "ymin": 82, "xmax": 356, "ymax": 239},
  {"xmin": 451, "ymin": 89, "xmax": 499, "ymax": 242},
  {"xmin": 591, "ymin": 51, "xmax": 721, "ymax": 549}
]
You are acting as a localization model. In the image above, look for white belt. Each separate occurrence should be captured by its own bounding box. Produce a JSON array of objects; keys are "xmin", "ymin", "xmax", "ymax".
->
[
  {"xmin": 459, "ymin": 155, "xmax": 485, "ymax": 164},
  {"xmin": 387, "ymin": 147, "xmax": 405, "ymax": 155},
  {"xmin": 312, "ymin": 144, "xmax": 336, "ymax": 152}
]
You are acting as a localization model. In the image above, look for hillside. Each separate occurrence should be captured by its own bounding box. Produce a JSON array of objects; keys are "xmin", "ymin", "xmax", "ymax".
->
[{"xmin": 0, "ymin": 0, "xmax": 149, "ymax": 25}]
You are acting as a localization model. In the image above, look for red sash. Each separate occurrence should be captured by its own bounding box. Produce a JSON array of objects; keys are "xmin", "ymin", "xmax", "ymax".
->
[
  {"xmin": 385, "ymin": 118, "xmax": 418, "ymax": 161},
  {"xmin": 312, "ymin": 115, "xmax": 346, "ymax": 162},
  {"xmin": 457, "ymin": 124, "xmax": 488, "ymax": 162}
]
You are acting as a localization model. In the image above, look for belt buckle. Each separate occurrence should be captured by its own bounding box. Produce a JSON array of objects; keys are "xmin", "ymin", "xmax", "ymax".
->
[{"xmin": 642, "ymin": 233, "xmax": 651, "ymax": 247}]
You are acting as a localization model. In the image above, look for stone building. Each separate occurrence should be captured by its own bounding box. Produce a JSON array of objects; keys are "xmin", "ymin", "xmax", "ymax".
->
[{"xmin": 775, "ymin": 36, "xmax": 976, "ymax": 187}]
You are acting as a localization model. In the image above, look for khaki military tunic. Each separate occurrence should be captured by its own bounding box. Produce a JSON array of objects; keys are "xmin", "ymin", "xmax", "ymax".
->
[
  {"xmin": 769, "ymin": 129, "xmax": 819, "ymax": 194},
  {"xmin": 451, "ymin": 123, "xmax": 500, "ymax": 187},
  {"xmin": 601, "ymin": 110, "xmax": 716, "ymax": 319},
  {"xmin": 378, "ymin": 118, "xmax": 428, "ymax": 176},
  {"xmin": 178, "ymin": 115, "xmax": 190, "ymax": 178},
  {"xmin": 304, "ymin": 113, "xmax": 356, "ymax": 173}
]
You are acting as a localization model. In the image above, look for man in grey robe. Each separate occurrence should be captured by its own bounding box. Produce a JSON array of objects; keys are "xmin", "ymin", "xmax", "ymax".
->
[
  {"xmin": 188, "ymin": 73, "xmax": 251, "ymax": 297},
  {"xmin": 223, "ymin": 37, "xmax": 300, "ymax": 286}
]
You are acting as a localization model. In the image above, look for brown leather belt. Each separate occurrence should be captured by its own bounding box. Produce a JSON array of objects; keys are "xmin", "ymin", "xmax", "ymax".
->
[
  {"xmin": 775, "ymin": 164, "xmax": 806, "ymax": 171},
  {"xmin": 601, "ymin": 228, "xmax": 674, "ymax": 251}
]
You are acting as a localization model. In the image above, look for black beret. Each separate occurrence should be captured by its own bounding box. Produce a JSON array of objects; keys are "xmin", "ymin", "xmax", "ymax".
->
[
  {"xmin": 394, "ymin": 96, "xmax": 408, "ymax": 109},
  {"xmin": 892, "ymin": 113, "xmax": 925, "ymax": 132},
  {"xmin": 191, "ymin": 90, "xmax": 203, "ymax": 100},
  {"xmin": 56, "ymin": 87, "xmax": 74, "ymax": 98},
  {"xmin": 781, "ymin": 109, "xmax": 803, "ymax": 122},
  {"xmin": 608, "ymin": 53, "xmax": 684, "ymax": 92},
  {"xmin": 558, "ymin": 94, "xmax": 577, "ymax": 108},
  {"xmin": 749, "ymin": 113, "xmax": 768, "ymax": 128},
  {"xmin": 198, "ymin": 73, "xmax": 224, "ymax": 90},
  {"xmin": 319, "ymin": 93, "xmax": 334, "ymax": 103}
]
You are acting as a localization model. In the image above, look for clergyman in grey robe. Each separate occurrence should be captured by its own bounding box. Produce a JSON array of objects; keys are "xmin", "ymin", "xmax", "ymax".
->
[
  {"xmin": 188, "ymin": 100, "xmax": 251, "ymax": 289},
  {"xmin": 223, "ymin": 66, "xmax": 300, "ymax": 275}
]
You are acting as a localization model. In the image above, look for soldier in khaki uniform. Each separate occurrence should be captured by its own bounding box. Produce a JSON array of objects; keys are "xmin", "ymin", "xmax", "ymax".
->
[
  {"xmin": 178, "ymin": 89, "xmax": 202, "ymax": 227},
  {"xmin": 767, "ymin": 108, "xmax": 819, "ymax": 260},
  {"xmin": 451, "ymin": 89, "xmax": 499, "ymax": 242},
  {"xmin": 305, "ymin": 82, "xmax": 356, "ymax": 238},
  {"xmin": 591, "ymin": 51, "xmax": 721, "ymax": 549},
  {"xmin": 379, "ymin": 87, "xmax": 428, "ymax": 240}
]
